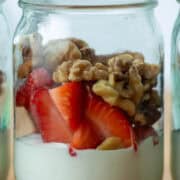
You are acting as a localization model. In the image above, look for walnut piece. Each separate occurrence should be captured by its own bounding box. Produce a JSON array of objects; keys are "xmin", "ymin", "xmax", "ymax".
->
[
  {"xmin": 44, "ymin": 39, "xmax": 81, "ymax": 71},
  {"xmin": 108, "ymin": 53, "xmax": 134, "ymax": 74},
  {"xmin": 18, "ymin": 33, "xmax": 43, "ymax": 63},
  {"xmin": 92, "ymin": 80, "xmax": 119, "ymax": 105},
  {"xmin": 142, "ymin": 64, "xmax": 160, "ymax": 80},
  {"xmin": 69, "ymin": 38, "xmax": 89, "ymax": 50},
  {"xmin": 130, "ymin": 52, "xmax": 145, "ymax": 61},
  {"xmin": 53, "ymin": 60, "xmax": 109, "ymax": 82},
  {"xmin": 53, "ymin": 60, "xmax": 74, "ymax": 82},
  {"xmin": 116, "ymin": 98, "xmax": 136, "ymax": 116},
  {"xmin": 17, "ymin": 59, "xmax": 32, "ymax": 79},
  {"xmin": 134, "ymin": 106, "xmax": 161, "ymax": 126},
  {"xmin": 92, "ymin": 63, "xmax": 109, "ymax": 80},
  {"xmin": 129, "ymin": 66, "xmax": 144, "ymax": 104},
  {"xmin": 114, "ymin": 81, "xmax": 133, "ymax": 98},
  {"xmin": 92, "ymin": 80, "xmax": 136, "ymax": 116},
  {"xmin": 69, "ymin": 60, "xmax": 93, "ymax": 81},
  {"xmin": 80, "ymin": 47, "xmax": 96, "ymax": 61}
]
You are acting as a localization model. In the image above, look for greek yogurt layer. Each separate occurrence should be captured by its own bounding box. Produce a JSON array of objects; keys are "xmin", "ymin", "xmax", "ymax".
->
[{"xmin": 15, "ymin": 134, "xmax": 163, "ymax": 180}]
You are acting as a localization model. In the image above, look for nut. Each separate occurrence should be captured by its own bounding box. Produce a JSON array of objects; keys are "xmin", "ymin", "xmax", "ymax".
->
[
  {"xmin": 92, "ymin": 80, "xmax": 136, "ymax": 116},
  {"xmin": 116, "ymin": 98, "xmax": 136, "ymax": 116},
  {"xmin": 114, "ymin": 81, "xmax": 133, "ymax": 98},
  {"xmin": 143, "ymin": 78, "xmax": 157, "ymax": 91},
  {"xmin": 69, "ymin": 60, "xmax": 93, "ymax": 81},
  {"xmin": 92, "ymin": 80, "xmax": 119, "ymax": 105},
  {"xmin": 147, "ymin": 90, "xmax": 161, "ymax": 108},
  {"xmin": 53, "ymin": 59, "xmax": 109, "ymax": 82},
  {"xmin": 18, "ymin": 33, "xmax": 43, "ymax": 64},
  {"xmin": 129, "ymin": 66, "xmax": 144, "ymax": 104},
  {"xmin": 80, "ymin": 47, "xmax": 96, "ymax": 61},
  {"xmin": 132, "ymin": 52, "xmax": 145, "ymax": 61},
  {"xmin": 93, "ymin": 63, "xmax": 109, "ymax": 80},
  {"xmin": 69, "ymin": 38, "xmax": 89, "ymax": 50},
  {"xmin": 134, "ymin": 113, "xmax": 147, "ymax": 126},
  {"xmin": 17, "ymin": 59, "xmax": 32, "ymax": 79},
  {"xmin": 108, "ymin": 53, "xmax": 134, "ymax": 74},
  {"xmin": 95, "ymin": 53, "xmax": 119, "ymax": 65},
  {"xmin": 134, "ymin": 107, "xmax": 161, "ymax": 126},
  {"xmin": 97, "ymin": 137, "xmax": 124, "ymax": 150},
  {"xmin": 142, "ymin": 64, "xmax": 160, "ymax": 80},
  {"xmin": 22, "ymin": 46, "xmax": 32, "ymax": 62},
  {"xmin": 53, "ymin": 60, "xmax": 73, "ymax": 82}
]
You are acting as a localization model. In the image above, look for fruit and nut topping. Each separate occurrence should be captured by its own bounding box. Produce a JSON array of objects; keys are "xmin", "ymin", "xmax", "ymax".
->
[{"xmin": 15, "ymin": 34, "xmax": 162, "ymax": 151}]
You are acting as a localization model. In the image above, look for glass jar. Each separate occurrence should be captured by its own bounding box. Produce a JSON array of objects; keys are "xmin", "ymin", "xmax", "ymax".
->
[
  {"xmin": 0, "ymin": 0, "xmax": 12, "ymax": 180},
  {"xmin": 14, "ymin": 0, "xmax": 164, "ymax": 180},
  {"xmin": 171, "ymin": 1, "xmax": 180, "ymax": 179}
]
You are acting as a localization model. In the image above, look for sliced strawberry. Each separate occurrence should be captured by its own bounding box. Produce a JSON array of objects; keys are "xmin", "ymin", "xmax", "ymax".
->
[
  {"xmin": 30, "ymin": 87, "xmax": 72, "ymax": 143},
  {"xmin": 86, "ymin": 93, "xmax": 134, "ymax": 148},
  {"xmin": 16, "ymin": 85, "xmax": 29, "ymax": 108},
  {"xmin": 49, "ymin": 82, "xmax": 85, "ymax": 131},
  {"xmin": 16, "ymin": 68, "xmax": 52, "ymax": 109},
  {"xmin": 72, "ymin": 121, "xmax": 102, "ymax": 149}
]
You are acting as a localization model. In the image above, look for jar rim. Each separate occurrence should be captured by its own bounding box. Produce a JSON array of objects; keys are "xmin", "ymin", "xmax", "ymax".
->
[{"xmin": 19, "ymin": 0, "xmax": 157, "ymax": 9}]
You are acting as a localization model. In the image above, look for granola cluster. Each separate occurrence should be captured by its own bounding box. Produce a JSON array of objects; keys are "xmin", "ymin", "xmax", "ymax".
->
[{"xmin": 16, "ymin": 33, "xmax": 161, "ymax": 126}]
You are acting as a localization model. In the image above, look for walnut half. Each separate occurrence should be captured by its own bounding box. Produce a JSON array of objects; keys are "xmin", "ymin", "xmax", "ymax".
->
[{"xmin": 53, "ymin": 60, "xmax": 109, "ymax": 82}]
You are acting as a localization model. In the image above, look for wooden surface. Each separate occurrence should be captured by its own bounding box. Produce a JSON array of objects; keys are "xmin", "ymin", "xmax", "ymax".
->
[{"xmin": 7, "ymin": 91, "xmax": 173, "ymax": 180}]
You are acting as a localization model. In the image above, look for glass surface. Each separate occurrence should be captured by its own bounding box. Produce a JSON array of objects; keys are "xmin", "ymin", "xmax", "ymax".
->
[
  {"xmin": 14, "ymin": 1, "xmax": 164, "ymax": 180},
  {"xmin": 0, "ymin": 1, "xmax": 12, "ymax": 180},
  {"xmin": 171, "ymin": 8, "xmax": 180, "ymax": 180}
]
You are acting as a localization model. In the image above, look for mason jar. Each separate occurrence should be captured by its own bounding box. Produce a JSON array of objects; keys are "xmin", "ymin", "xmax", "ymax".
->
[
  {"xmin": 0, "ymin": 0, "xmax": 12, "ymax": 180},
  {"xmin": 14, "ymin": 0, "xmax": 164, "ymax": 180},
  {"xmin": 171, "ymin": 1, "xmax": 180, "ymax": 179}
]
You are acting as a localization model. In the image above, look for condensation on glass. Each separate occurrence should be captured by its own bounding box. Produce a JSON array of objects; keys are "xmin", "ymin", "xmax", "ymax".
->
[{"xmin": 14, "ymin": 0, "xmax": 164, "ymax": 180}]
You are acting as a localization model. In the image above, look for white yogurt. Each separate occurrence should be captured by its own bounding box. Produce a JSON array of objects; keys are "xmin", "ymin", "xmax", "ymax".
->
[{"xmin": 15, "ymin": 134, "xmax": 163, "ymax": 180}]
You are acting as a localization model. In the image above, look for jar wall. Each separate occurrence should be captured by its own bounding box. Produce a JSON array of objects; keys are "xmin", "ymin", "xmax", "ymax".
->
[
  {"xmin": 171, "ymin": 10, "xmax": 180, "ymax": 180},
  {"xmin": 14, "ymin": 3, "xmax": 164, "ymax": 180},
  {"xmin": 0, "ymin": 3, "xmax": 12, "ymax": 180}
]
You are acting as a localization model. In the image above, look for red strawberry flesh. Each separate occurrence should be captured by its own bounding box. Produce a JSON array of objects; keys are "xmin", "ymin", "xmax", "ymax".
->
[
  {"xmin": 30, "ymin": 87, "xmax": 72, "ymax": 143},
  {"xmin": 72, "ymin": 121, "xmax": 102, "ymax": 149},
  {"xmin": 86, "ymin": 93, "xmax": 134, "ymax": 148},
  {"xmin": 16, "ymin": 68, "xmax": 52, "ymax": 109},
  {"xmin": 49, "ymin": 82, "xmax": 85, "ymax": 131}
]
